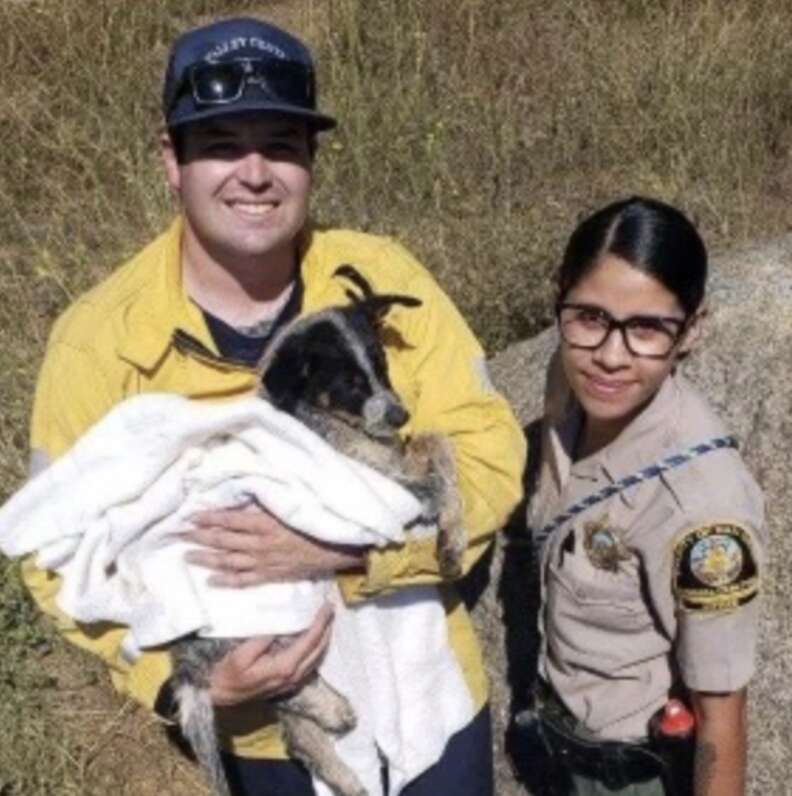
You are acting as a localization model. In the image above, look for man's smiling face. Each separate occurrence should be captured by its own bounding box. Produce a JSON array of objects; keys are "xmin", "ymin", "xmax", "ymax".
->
[{"xmin": 163, "ymin": 113, "xmax": 313, "ymax": 269}]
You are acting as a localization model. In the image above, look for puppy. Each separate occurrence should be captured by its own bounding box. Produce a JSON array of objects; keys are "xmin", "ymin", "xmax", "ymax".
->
[{"xmin": 170, "ymin": 265, "xmax": 465, "ymax": 796}]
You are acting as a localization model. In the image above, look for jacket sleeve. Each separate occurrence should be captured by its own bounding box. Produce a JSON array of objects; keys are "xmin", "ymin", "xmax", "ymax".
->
[
  {"xmin": 22, "ymin": 332, "xmax": 172, "ymax": 712},
  {"xmin": 338, "ymin": 243, "xmax": 527, "ymax": 601}
]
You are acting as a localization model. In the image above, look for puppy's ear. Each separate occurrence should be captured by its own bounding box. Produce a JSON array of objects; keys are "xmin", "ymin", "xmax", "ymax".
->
[
  {"xmin": 334, "ymin": 264, "xmax": 374, "ymax": 299},
  {"xmin": 334, "ymin": 264, "xmax": 422, "ymax": 326},
  {"xmin": 359, "ymin": 294, "xmax": 422, "ymax": 325}
]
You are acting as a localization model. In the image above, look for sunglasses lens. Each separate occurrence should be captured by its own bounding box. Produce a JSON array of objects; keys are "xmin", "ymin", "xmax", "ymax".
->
[
  {"xmin": 184, "ymin": 59, "xmax": 315, "ymax": 110},
  {"xmin": 259, "ymin": 60, "xmax": 314, "ymax": 106},
  {"xmin": 191, "ymin": 62, "xmax": 245, "ymax": 104}
]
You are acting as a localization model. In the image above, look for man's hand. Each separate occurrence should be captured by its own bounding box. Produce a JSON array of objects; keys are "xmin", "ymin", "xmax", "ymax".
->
[
  {"xmin": 209, "ymin": 603, "xmax": 334, "ymax": 706},
  {"xmin": 183, "ymin": 504, "xmax": 367, "ymax": 586}
]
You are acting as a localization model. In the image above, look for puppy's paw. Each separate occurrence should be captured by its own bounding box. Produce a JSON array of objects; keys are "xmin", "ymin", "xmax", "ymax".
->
[
  {"xmin": 405, "ymin": 434, "xmax": 465, "ymax": 578},
  {"xmin": 437, "ymin": 503, "xmax": 465, "ymax": 579},
  {"xmin": 310, "ymin": 684, "xmax": 357, "ymax": 735},
  {"xmin": 324, "ymin": 693, "xmax": 357, "ymax": 735},
  {"xmin": 402, "ymin": 433, "xmax": 444, "ymax": 478}
]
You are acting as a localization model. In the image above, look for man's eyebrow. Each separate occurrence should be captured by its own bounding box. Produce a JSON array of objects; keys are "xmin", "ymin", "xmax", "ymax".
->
[
  {"xmin": 191, "ymin": 120, "xmax": 307, "ymax": 143},
  {"xmin": 267, "ymin": 123, "xmax": 304, "ymax": 138},
  {"xmin": 195, "ymin": 121, "xmax": 236, "ymax": 138}
]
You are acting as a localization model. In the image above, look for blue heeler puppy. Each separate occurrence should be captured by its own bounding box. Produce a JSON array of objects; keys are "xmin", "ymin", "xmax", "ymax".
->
[{"xmin": 170, "ymin": 265, "xmax": 465, "ymax": 796}]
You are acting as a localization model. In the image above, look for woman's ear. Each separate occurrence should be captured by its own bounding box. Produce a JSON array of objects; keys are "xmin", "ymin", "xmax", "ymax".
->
[{"xmin": 677, "ymin": 306, "xmax": 707, "ymax": 357}]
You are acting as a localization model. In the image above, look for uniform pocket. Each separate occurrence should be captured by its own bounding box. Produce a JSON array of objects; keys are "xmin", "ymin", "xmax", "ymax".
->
[{"xmin": 547, "ymin": 548, "xmax": 651, "ymax": 633}]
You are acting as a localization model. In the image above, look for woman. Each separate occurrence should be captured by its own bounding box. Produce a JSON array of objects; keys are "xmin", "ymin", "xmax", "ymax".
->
[{"xmin": 523, "ymin": 197, "xmax": 766, "ymax": 795}]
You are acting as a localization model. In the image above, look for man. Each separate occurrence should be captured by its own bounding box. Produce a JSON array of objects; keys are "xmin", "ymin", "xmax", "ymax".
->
[{"xmin": 24, "ymin": 16, "xmax": 526, "ymax": 796}]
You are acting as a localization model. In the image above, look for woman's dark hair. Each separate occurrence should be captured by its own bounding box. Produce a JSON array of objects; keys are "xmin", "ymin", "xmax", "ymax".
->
[{"xmin": 557, "ymin": 196, "xmax": 708, "ymax": 317}]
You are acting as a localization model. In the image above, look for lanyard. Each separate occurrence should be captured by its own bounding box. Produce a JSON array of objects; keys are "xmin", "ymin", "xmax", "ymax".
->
[{"xmin": 526, "ymin": 435, "xmax": 738, "ymax": 548}]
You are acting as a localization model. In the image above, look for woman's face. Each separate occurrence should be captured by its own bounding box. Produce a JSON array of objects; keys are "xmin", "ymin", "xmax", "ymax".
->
[{"xmin": 558, "ymin": 253, "xmax": 700, "ymax": 448}]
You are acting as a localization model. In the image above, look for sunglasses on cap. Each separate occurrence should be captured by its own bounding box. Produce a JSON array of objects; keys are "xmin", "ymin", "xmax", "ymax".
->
[{"xmin": 169, "ymin": 57, "xmax": 316, "ymax": 113}]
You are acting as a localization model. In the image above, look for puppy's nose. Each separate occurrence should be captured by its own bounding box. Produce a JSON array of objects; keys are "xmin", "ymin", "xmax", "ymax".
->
[{"xmin": 385, "ymin": 403, "xmax": 409, "ymax": 428}]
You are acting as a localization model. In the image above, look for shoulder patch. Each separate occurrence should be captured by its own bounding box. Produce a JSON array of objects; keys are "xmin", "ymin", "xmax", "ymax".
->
[{"xmin": 673, "ymin": 523, "xmax": 759, "ymax": 612}]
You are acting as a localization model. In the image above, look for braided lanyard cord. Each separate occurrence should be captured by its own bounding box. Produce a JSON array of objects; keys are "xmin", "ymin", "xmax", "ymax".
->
[{"xmin": 528, "ymin": 435, "xmax": 738, "ymax": 548}]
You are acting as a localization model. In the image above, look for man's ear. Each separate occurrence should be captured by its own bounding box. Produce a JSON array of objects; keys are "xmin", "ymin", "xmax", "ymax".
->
[
  {"xmin": 677, "ymin": 306, "xmax": 707, "ymax": 357},
  {"xmin": 160, "ymin": 130, "xmax": 181, "ymax": 197}
]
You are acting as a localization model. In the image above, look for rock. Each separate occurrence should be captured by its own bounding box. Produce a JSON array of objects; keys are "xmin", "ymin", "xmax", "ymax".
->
[{"xmin": 473, "ymin": 238, "xmax": 792, "ymax": 795}]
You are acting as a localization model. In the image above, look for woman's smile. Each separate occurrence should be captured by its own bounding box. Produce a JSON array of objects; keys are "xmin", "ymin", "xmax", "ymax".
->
[{"xmin": 580, "ymin": 370, "xmax": 635, "ymax": 401}]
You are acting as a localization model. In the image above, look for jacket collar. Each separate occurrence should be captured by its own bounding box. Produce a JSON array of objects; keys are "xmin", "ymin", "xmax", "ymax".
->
[
  {"xmin": 117, "ymin": 218, "xmax": 323, "ymax": 372},
  {"xmin": 546, "ymin": 353, "xmax": 681, "ymax": 503},
  {"xmin": 117, "ymin": 217, "xmax": 216, "ymax": 371},
  {"xmin": 115, "ymin": 221, "xmax": 370, "ymax": 372}
]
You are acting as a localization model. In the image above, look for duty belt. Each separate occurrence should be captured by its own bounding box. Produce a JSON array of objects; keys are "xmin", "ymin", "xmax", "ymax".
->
[{"xmin": 515, "ymin": 681, "xmax": 668, "ymax": 792}]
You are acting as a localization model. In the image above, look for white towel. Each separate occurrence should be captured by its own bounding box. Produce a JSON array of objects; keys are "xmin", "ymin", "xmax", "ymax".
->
[{"xmin": 0, "ymin": 393, "xmax": 474, "ymax": 795}]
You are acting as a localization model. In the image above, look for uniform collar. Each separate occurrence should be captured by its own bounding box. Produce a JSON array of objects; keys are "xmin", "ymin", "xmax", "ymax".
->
[
  {"xmin": 543, "ymin": 351, "xmax": 584, "ymax": 489},
  {"xmin": 595, "ymin": 374, "xmax": 679, "ymax": 481},
  {"xmin": 546, "ymin": 354, "xmax": 681, "ymax": 501}
]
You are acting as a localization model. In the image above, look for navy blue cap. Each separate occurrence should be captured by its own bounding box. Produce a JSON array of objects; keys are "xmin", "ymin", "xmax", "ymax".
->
[{"xmin": 163, "ymin": 17, "xmax": 336, "ymax": 131}]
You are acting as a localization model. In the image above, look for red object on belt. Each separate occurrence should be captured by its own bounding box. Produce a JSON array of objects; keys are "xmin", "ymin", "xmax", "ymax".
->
[{"xmin": 658, "ymin": 699, "xmax": 695, "ymax": 737}]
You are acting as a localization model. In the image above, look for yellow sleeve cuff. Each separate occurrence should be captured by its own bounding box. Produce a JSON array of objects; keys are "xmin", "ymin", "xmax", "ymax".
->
[
  {"xmin": 116, "ymin": 649, "xmax": 174, "ymax": 712},
  {"xmin": 337, "ymin": 538, "xmax": 442, "ymax": 603}
]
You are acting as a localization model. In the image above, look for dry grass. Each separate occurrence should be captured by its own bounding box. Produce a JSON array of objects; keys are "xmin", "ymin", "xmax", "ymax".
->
[
  {"xmin": 2, "ymin": 0, "xmax": 792, "ymax": 791},
  {"xmin": 315, "ymin": 0, "xmax": 792, "ymax": 345}
]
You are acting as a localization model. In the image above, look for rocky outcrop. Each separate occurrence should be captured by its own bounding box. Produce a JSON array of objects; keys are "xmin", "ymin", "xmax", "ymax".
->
[{"xmin": 474, "ymin": 239, "xmax": 792, "ymax": 794}]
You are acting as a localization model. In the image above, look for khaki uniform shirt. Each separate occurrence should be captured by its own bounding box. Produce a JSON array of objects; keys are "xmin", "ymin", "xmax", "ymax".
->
[
  {"xmin": 531, "ymin": 358, "xmax": 765, "ymax": 742},
  {"xmin": 24, "ymin": 218, "xmax": 526, "ymax": 758}
]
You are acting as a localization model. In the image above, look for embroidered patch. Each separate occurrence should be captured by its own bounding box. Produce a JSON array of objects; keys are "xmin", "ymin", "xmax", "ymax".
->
[
  {"xmin": 673, "ymin": 523, "xmax": 759, "ymax": 612},
  {"xmin": 583, "ymin": 518, "xmax": 631, "ymax": 572}
]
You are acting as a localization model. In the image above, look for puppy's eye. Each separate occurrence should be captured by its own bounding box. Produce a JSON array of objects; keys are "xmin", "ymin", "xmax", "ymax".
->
[{"xmin": 351, "ymin": 371, "xmax": 370, "ymax": 394}]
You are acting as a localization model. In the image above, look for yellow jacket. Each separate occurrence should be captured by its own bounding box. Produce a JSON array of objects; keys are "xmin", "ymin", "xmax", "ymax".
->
[{"xmin": 24, "ymin": 218, "xmax": 526, "ymax": 758}]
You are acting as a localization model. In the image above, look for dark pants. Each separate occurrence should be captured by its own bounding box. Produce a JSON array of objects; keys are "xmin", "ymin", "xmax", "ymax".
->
[{"xmin": 221, "ymin": 706, "xmax": 493, "ymax": 796}]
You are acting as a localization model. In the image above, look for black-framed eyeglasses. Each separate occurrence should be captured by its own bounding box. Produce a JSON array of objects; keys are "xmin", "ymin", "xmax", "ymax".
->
[
  {"xmin": 556, "ymin": 302, "xmax": 689, "ymax": 359},
  {"xmin": 169, "ymin": 58, "xmax": 316, "ymax": 113}
]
